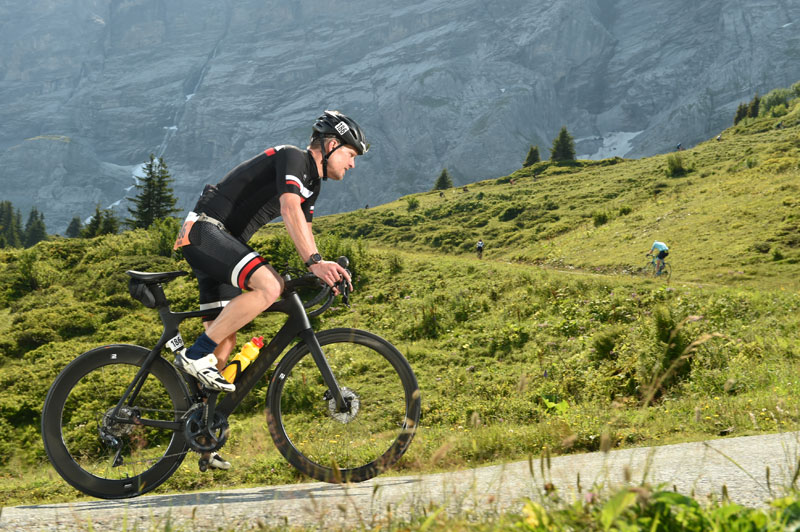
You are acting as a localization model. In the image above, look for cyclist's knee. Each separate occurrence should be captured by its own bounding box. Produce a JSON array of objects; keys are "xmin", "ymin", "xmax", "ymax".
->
[{"xmin": 247, "ymin": 266, "xmax": 282, "ymax": 307}]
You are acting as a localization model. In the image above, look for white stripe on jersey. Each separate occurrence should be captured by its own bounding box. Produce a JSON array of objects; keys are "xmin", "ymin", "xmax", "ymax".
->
[
  {"xmin": 230, "ymin": 251, "xmax": 260, "ymax": 287},
  {"xmin": 286, "ymin": 175, "xmax": 314, "ymax": 199}
]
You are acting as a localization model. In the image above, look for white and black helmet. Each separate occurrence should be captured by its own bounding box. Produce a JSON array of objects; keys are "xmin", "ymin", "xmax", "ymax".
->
[{"xmin": 312, "ymin": 110, "xmax": 369, "ymax": 155}]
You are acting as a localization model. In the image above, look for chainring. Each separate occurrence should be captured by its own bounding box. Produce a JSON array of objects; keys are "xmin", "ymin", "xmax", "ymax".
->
[{"xmin": 183, "ymin": 406, "xmax": 229, "ymax": 452}]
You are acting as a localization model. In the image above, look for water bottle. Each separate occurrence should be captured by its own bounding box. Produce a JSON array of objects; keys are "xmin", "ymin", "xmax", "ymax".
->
[{"xmin": 221, "ymin": 336, "xmax": 264, "ymax": 383}]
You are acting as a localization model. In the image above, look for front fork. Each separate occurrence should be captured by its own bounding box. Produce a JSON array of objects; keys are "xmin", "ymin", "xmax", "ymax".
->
[{"xmin": 298, "ymin": 329, "xmax": 349, "ymax": 413}]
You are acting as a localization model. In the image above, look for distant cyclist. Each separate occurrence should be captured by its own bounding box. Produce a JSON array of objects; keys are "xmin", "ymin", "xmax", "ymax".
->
[
  {"xmin": 476, "ymin": 239, "xmax": 484, "ymax": 259},
  {"xmin": 647, "ymin": 241, "xmax": 669, "ymax": 275}
]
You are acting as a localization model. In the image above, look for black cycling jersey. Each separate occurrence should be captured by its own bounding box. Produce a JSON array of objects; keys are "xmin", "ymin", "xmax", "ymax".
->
[{"xmin": 194, "ymin": 145, "xmax": 320, "ymax": 242}]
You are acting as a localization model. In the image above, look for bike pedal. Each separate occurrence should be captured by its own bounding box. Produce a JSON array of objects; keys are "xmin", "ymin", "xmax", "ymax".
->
[{"xmin": 198, "ymin": 457, "xmax": 209, "ymax": 472}]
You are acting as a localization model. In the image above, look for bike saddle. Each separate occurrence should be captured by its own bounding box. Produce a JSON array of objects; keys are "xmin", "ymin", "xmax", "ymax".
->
[{"xmin": 126, "ymin": 270, "xmax": 188, "ymax": 284}]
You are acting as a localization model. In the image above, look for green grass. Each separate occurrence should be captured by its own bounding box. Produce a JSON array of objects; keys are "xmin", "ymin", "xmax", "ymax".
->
[
  {"xmin": 0, "ymin": 87, "xmax": 799, "ymax": 524},
  {"xmin": 313, "ymin": 95, "xmax": 800, "ymax": 291}
]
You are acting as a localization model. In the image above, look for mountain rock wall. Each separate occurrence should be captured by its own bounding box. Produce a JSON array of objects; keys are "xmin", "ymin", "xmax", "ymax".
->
[{"xmin": 1, "ymin": 0, "xmax": 798, "ymax": 231}]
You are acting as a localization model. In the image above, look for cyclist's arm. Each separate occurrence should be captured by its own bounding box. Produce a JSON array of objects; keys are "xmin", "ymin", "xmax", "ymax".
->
[
  {"xmin": 279, "ymin": 194, "xmax": 350, "ymax": 289},
  {"xmin": 280, "ymin": 193, "xmax": 316, "ymax": 260}
]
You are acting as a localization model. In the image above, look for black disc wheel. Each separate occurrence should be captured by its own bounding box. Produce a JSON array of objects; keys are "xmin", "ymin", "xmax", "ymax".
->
[
  {"xmin": 267, "ymin": 329, "xmax": 420, "ymax": 483},
  {"xmin": 41, "ymin": 345, "xmax": 191, "ymax": 499}
]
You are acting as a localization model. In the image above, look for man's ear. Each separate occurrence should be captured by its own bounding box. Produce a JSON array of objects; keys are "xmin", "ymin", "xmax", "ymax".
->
[{"xmin": 326, "ymin": 138, "xmax": 340, "ymax": 153}]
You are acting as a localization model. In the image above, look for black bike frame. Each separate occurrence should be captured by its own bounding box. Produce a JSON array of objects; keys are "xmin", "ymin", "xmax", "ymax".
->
[{"xmin": 110, "ymin": 280, "xmax": 348, "ymax": 431}]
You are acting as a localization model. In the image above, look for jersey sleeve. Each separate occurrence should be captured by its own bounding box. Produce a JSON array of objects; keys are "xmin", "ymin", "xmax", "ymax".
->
[
  {"xmin": 275, "ymin": 148, "xmax": 315, "ymax": 203},
  {"xmin": 301, "ymin": 193, "xmax": 317, "ymax": 223}
]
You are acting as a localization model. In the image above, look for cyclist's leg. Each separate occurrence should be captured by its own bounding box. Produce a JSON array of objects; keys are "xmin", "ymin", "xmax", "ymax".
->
[
  {"xmin": 204, "ymin": 266, "xmax": 283, "ymax": 349},
  {"xmin": 196, "ymin": 270, "xmax": 241, "ymax": 369},
  {"xmin": 182, "ymin": 222, "xmax": 284, "ymax": 359}
]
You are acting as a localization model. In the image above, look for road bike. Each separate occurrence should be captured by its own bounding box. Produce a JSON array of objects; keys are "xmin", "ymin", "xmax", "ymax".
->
[
  {"xmin": 643, "ymin": 253, "xmax": 671, "ymax": 280},
  {"xmin": 41, "ymin": 258, "xmax": 421, "ymax": 499}
]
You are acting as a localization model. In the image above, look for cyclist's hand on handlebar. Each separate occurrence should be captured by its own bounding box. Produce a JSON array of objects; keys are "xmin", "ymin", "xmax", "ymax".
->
[{"xmin": 308, "ymin": 261, "xmax": 352, "ymax": 294}]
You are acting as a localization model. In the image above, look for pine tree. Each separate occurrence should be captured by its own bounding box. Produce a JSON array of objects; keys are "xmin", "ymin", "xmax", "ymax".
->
[
  {"xmin": 65, "ymin": 217, "xmax": 82, "ymax": 238},
  {"xmin": 733, "ymin": 102, "xmax": 748, "ymax": 125},
  {"xmin": 81, "ymin": 206, "xmax": 118, "ymax": 237},
  {"xmin": 433, "ymin": 168, "xmax": 453, "ymax": 190},
  {"xmin": 0, "ymin": 201, "xmax": 23, "ymax": 248},
  {"xmin": 127, "ymin": 154, "xmax": 180, "ymax": 229},
  {"xmin": 24, "ymin": 207, "xmax": 47, "ymax": 247},
  {"xmin": 81, "ymin": 206, "xmax": 103, "ymax": 238},
  {"xmin": 99, "ymin": 209, "xmax": 120, "ymax": 235},
  {"xmin": 747, "ymin": 94, "xmax": 760, "ymax": 118},
  {"xmin": 524, "ymin": 145, "xmax": 540, "ymax": 167},
  {"xmin": 550, "ymin": 126, "xmax": 576, "ymax": 162}
]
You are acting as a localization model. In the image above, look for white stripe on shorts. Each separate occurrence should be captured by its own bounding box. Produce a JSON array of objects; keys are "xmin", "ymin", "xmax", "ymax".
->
[
  {"xmin": 230, "ymin": 251, "xmax": 260, "ymax": 288},
  {"xmin": 199, "ymin": 300, "xmax": 231, "ymax": 311}
]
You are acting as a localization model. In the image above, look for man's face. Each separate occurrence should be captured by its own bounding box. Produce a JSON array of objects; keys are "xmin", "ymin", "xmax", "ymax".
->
[{"xmin": 326, "ymin": 141, "xmax": 359, "ymax": 181}]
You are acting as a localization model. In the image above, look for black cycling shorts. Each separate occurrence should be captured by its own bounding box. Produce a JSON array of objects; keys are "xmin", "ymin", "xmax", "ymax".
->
[
  {"xmin": 181, "ymin": 221, "xmax": 268, "ymax": 315},
  {"xmin": 657, "ymin": 250, "xmax": 669, "ymax": 260}
]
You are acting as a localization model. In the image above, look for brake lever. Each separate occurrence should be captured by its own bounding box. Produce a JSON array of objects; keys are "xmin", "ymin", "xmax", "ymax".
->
[{"xmin": 338, "ymin": 268, "xmax": 352, "ymax": 307}]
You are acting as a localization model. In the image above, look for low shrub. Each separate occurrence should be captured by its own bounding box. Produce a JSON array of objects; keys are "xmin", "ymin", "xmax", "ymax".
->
[{"xmin": 592, "ymin": 211, "xmax": 609, "ymax": 227}]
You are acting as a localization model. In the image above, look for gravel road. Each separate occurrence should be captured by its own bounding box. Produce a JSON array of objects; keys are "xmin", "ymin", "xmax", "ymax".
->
[{"xmin": 3, "ymin": 432, "xmax": 799, "ymax": 531}]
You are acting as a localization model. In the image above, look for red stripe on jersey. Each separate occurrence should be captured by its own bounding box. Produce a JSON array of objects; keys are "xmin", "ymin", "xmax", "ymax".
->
[
  {"xmin": 237, "ymin": 256, "xmax": 266, "ymax": 289},
  {"xmin": 286, "ymin": 180, "xmax": 305, "ymax": 202},
  {"xmin": 265, "ymin": 148, "xmax": 276, "ymax": 156}
]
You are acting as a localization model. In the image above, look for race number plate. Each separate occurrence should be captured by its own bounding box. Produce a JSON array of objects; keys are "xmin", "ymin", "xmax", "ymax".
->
[
  {"xmin": 173, "ymin": 212, "xmax": 199, "ymax": 250},
  {"xmin": 166, "ymin": 334, "xmax": 185, "ymax": 353}
]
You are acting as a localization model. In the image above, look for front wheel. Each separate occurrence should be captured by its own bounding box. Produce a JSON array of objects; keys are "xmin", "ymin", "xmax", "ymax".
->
[
  {"xmin": 642, "ymin": 261, "xmax": 657, "ymax": 276},
  {"xmin": 267, "ymin": 329, "xmax": 420, "ymax": 483},
  {"xmin": 41, "ymin": 345, "xmax": 192, "ymax": 499}
]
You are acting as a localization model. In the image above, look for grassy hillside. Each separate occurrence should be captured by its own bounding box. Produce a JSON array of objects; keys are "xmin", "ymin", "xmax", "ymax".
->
[
  {"xmin": 0, "ymin": 92, "xmax": 799, "ymax": 506},
  {"xmin": 313, "ymin": 95, "xmax": 800, "ymax": 290}
]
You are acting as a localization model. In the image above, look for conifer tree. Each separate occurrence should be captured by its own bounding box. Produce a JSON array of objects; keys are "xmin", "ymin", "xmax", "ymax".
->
[
  {"xmin": 747, "ymin": 93, "xmax": 760, "ymax": 118},
  {"xmin": 433, "ymin": 168, "xmax": 453, "ymax": 190},
  {"xmin": 549, "ymin": 126, "xmax": 576, "ymax": 162},
  {"xmin": 733, "ymin": 102, "xmax": 748, "ymax": 125},
  {"xmin": 524, "ymin": 145, "xmax": 540, "ymax": 167},
  {"xmin": 81, "ymin": 206, "xmax": 103, "ymax": 238},
  {"xmin": 99, "ymin": 210, "xmax": 120, "ymax": 235},
  {"xmin": 127, "ymin": 154, "xmax": 180, "ymax": 229},
  {"xmin": 24, "ymin": 207, "xmax": 47, "ymax": 247},
  {"xmin": 81, "ymin": 206, "xmax": 119, "ymax": 237},
  {"xmin": 0, "ymin": 200, "xmax": 23, "ymax": 248},
  {"xmin": 65, "ymin": 217, "xmax": 82, "ymax": 238}
]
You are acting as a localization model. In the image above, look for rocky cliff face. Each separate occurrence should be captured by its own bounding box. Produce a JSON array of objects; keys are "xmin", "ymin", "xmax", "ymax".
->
[{"xmin": 1, "ymin": 0, "xmax": 798, "ymax": 231}]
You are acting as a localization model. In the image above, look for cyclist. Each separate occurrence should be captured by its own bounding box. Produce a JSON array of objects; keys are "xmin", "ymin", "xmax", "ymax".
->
[
  {"xmin": 647, "ymin": 240, "xmax": 669, "ymax": 275},
  {"xmin": 173, "ymin": 111, "xmax": 364, "ymax": 392},
  {"xmin": 476, "ymin": 239, "xmax": 484, "ymax": 258}
]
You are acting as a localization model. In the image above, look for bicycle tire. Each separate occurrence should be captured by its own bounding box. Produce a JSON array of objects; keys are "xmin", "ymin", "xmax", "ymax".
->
[
  {"xmin": 267, "ymin": 328, "xmax": 420, "ymax": 483},
  {"xmin": 41, "ymin": 345, "xmax": 191, "ymax": 499},
  {"xmin": 660, "ymin": 262, "xmax": 672, "ymax": 280},
  {"xmin": 642, "ymin": 261, "xmax": 657, "ymax": 276}
]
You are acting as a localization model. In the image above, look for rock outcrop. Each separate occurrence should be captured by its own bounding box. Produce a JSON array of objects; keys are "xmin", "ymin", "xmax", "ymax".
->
[{"xmin": 1, "ymin": 0, "xmax": 798, "ymax": 231}]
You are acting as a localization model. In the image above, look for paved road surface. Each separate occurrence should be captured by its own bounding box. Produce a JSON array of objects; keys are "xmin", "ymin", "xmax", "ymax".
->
[{"xmin": 3, "ymin": 432, "xmax": 800, "ymax": 531}]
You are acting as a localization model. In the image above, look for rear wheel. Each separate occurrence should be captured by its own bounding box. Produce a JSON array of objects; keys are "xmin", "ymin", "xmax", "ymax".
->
[
  {"xmin": 41, "ymin": 345, "xmax": 191, "ymax": 499},
  {"xmin": 267, "ymin": 329, "xmax": 420, "ymax": 483}
]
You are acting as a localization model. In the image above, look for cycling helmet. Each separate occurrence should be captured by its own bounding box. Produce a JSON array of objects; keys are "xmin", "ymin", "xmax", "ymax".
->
[{"xmin": 312, "ymin": 110, "xmax": 369, "ymax": 155}]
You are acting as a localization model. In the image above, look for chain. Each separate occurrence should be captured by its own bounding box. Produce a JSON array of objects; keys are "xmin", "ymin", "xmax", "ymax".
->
[{"xmin": 96, "ymin": 403, "xmax": 207, "ymax": 467}]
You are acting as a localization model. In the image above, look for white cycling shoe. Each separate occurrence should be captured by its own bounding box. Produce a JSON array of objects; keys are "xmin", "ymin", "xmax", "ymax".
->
[
  {"xmin": 175, "ymin": 351, "xmax": 235, "ymax": 392},
  {"xmin": 208, "ymin": 452, "xmax": 231, "ymax": 470}
]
